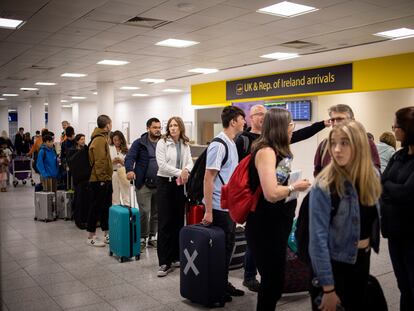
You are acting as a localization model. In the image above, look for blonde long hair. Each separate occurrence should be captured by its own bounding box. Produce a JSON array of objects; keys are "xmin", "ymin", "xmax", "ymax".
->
[{"xmin": 316, "ymin": 121, "xmax": 381, "ymax": 206}]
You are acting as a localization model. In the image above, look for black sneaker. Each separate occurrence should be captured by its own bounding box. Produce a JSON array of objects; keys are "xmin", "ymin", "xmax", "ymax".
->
[
  {"xmin": 223, "ymin": 294, "xmax": 232, "ymax": 303},
  {"xmin": 226, "ymin": 282, "xmax": 245, "ymax": 296},
  {"xmin": 243, "ymin": 278, "xmax": 260, "ymax": 292}
]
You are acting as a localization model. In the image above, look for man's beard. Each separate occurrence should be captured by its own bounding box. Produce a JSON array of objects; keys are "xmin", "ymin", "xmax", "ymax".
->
[{"xmin": 149, "ymin": 133, "xmax": 160, "ymax": 140}]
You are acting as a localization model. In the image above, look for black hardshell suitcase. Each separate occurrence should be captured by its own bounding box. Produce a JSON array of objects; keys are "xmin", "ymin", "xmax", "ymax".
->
[{"xmin": 179, "ymin": 225, "xmax": 226, "ymax": 307}]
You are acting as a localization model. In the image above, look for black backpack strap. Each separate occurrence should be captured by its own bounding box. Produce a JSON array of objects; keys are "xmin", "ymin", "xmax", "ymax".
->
[
  {"xmin": 210, "ymin": 137, "xmax": 228, "ymax": 185},
  {"xmin": 241, "ymin": 135, "xmax": 250, "ymax": 154}
]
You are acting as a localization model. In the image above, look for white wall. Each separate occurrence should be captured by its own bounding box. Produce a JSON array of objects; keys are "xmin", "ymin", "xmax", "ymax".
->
[{"xmin": 114, "ymin": 93, "xmax": 194, "ymax": 143}]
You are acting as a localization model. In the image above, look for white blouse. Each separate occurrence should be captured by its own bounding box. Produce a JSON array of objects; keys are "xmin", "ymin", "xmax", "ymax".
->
[{"xmin": 109, "ymin": 145, "xmax": 126, "ymax": 171}]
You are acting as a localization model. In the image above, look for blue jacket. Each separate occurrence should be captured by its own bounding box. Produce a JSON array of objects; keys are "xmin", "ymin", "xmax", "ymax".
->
[
  {"xmin": 125, "ymin": 133, "xmax": 152, "ymax": 189},
  {"xmin": 36, "ymin": 144, "xmax": 59, "ymax": 178},
  {"xmin": 309, "ymin": 180, "xmax": 380, "ymax": 286}
]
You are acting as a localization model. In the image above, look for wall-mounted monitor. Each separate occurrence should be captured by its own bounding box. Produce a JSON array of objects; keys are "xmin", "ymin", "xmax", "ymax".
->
[
  {"xmin": 264, "ymin": 100, "xmax": 312, "ymax": 121},
  {"xmin": 233, "ymin": 99, "xmax": 312, "ymax": 124}
]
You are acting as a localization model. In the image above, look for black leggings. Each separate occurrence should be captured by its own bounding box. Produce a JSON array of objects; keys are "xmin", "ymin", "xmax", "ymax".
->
[{"xmin": 245, "ymin": 205, "xmax": 293, "ymax": 311}]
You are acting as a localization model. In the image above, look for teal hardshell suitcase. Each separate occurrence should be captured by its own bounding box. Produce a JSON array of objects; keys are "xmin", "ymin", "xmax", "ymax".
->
[{"xmin": 109, "ymin": 203, "xmax": 140, "ymax": 262}]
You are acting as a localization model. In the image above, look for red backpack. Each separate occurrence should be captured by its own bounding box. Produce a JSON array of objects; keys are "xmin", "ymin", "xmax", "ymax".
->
[{"xmin": 221, "ymin": 154, "xmax": 262, "ymax": 224}]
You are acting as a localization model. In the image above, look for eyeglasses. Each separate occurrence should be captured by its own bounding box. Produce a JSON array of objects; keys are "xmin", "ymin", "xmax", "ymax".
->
[
  {"xmin": 289, "ymin": 122, "xmax": 296, "ymax": 129},
  {"xmin": 391, "ymin": 125, "xmax": 401, "ymax": 130},
  {"xmin": 329, "ymin": 117, "xmax": 347, "ymax": 123}
]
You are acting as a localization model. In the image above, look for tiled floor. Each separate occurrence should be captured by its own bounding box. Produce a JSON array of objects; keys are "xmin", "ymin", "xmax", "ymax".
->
[{"xmin": 0, "ymin": 183, "xmax": 400, "ymax": 311}]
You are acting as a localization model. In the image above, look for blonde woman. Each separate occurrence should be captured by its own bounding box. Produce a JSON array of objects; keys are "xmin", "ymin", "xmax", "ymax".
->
[
  {"xmin": 155, "ymin": 116, "xmax": 193, "ymax": 277},
  {"xmin": 109, "ymin": 131, "xmax": 130, "ymax": 206},
  {"xmin": 309, "ymin": 121, "xmax": 382, "ymax": 311}
]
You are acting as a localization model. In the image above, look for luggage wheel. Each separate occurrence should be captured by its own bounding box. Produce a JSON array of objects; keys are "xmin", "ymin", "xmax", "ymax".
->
[
  {"xmin": 34, "ymin": 217, "xmax": 37, "ymax": 221},
  {"xmin": 44, "ymin": 219, "xmax": 49, "ymax": 223},
  {"xmin": 135, "ymin": 255, "xmax": 140, "ymax": 260},
  {"xmin": 23, "ymin": 180, "xmax": 27, "ymax": 185},
  {"xmin": 13, "ymin": 181, "xmax": 18, "ymax": 187},
  {"xmin": 31, "ymin": 181, "xmax": 36, "ymax": 186},
  {"xmin": 119, "ymin": 257, "xmax": 125, "ymax": 263},
  {"xmin": 109, "ymin": 251, "xmax": 113, "ymax": 256}
]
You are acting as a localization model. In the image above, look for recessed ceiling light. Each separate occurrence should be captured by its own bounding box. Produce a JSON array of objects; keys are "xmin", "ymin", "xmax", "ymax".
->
[
  {"xmin": 0, "ymin": 98, "xmax": 6, "ymax": 101},
  {"xmin": 155, "ymin": 38, "xmax": 199, "ymax": 48},
  {"xmin": 61, "ymin": 73, "xmax": 87, "ymax": 77},
  {"xmin": 188, "ymin": 68, "xmax": 219, "ymax": 74},
  {"xmin": 2, "ymin": 93, "xmax": 18, "ymax": 97},
  {"xmin": 44, "ymin": 103, "xmax": 48, "ymax": 106},
  {"xmin": 61, "ymin": 100, "xmax": 68, "ymax": 103},
  {"xmin": 62, "ymin": 104, "xmax": 73, "ymax": 108},
  {"xmin": 97, "ymin": 60, "xmax": 130, "ymax": 66},
  {"xmin": 163, "ymin": 89, "xmax": 182, "ymax": 93},
  {"xmin": 71, "ymin": 96, "xmax": 86, "ymax": 99},
  {"xmin": 20, "ymin": 87, "xmax": 39, "ymax": 91},
  {"xmin": 132, "ymin": 93, "xmax": 149, "ymax": 97},
  {"xmin": 8, "ymin": 109, "xmax": 17, "ymax": 112},
  {"xmin": 92, "ymin": 92, "xmax": 97, "ymax": 95},
  {"xmin": 257, "ymin": 1, "xmax": 318, "ymax": 17},
  {"xmin": 35, "ymin": 82, "xmax": 57, "ymax": 86},
  {"xmin": 374, "ymin": 27, "xmax": 414, "ymax": 40},
  {"xmin": 0, "ymin": 17, "xmax": 25, "ymax": 29},
  {"xmin": 140, "ymin": 78, "xmax": 165, "ymax": 84},
  {"xmin": 120, "ymin": 86, "xmax": 140, "ymax": 90},
  {"xmin": 260, "ymin": 52, "xmax": 299, "ymax": 60}
]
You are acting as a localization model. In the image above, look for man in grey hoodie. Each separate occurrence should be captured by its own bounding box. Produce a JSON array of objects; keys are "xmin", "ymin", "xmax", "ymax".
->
[{"xmin": 125, "ymin": 118, "xmax": 162, "ymax": 250}]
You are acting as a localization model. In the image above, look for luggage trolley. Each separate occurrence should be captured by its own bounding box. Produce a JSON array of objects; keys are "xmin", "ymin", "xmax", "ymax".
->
[{"xmin": 10, "ymin": 155, "xmax": 35, "ymax": 187}]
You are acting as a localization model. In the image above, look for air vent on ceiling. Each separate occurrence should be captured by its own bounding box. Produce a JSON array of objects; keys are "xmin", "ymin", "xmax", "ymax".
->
[
  {"xmin": 124, "ymin": 16, "xmax": 171, "ymax": 29},
  {"xmin": 6, "ymin": 76, "xmax": 27, "ymax": 81},
  {"xmin": 280, "ymin": 40, "xmax": 319, "ymax": 49},
  {"xmin": 30, "ymin": 65, "xmax": 54, "ymax": 70}
]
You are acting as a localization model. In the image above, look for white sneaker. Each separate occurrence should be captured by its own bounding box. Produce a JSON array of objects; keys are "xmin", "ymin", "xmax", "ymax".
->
[
  {"xmin": 157, "ymin": 264, "xmax": 173, "ymax": 277},
  {"xmin": 86, "ymin": 237, "xmax": 105, "ymax": 247},
  {"xmin": 172, "ymin": 261, "xmax": 180, "ymax": 268}
]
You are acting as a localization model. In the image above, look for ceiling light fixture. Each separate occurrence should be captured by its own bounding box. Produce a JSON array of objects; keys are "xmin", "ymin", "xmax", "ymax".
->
[
  {"xmin": 61, "ymin": 73, "xmax": 87, "ymax": 78},
  {"xmin": 132, "ymin": 93, "xmax": 149, "ymax": 97},
  {"xmin": 44, "ymin": 103, "xmax": 48, "ymax": 106},
  {"xmin": 257, "ymin": 1, "xmax": 318, "ymax": 17},
  {"xmin": 188, "ymin": 68, "xmax": 219, "ymax": 74},
  {"xmin": 260, "ymin": 52, "xmax": 299, "ymax": 60},
  {"xmin": 0, "ymin": 98, "xmax": 6, "ymax": 101},
  {"xmin": 2, "ymin": 93, "xmax": 18, "ymax": 97},
  {"xmin": 8, "ymin": 109, "xmax": 17, "ymax": 112},
  {"xmin": 374, "ymin": 28, "xmax": 414, "ymax": 40},
  {"xmin": 71, "ymin": 96, "xmax": 86, "ymax": 99},
  {"xmin": 92, "ymin": 92, "xmax": 97, "ymax": 95},
  {"xmin": 97, "ymin": 60, "xmax": 130, "ymax": 66},
  {"xmin": 163, "ymin": 89, "xmax": 182, "ymax": 93},
  {"xmin": 35, "ymin": 82, "xmax": 57, "ymax": 86},
  {"xmin": 61, "ymin": 100, "xmax": 68, "ymax": 103},
  {"xmin": 140, "ymin": 78, "xmax": 165, "ymax": 84},
  {"xmin": 62, "ymin": 104, "xmax": 73, "ymax": 108},
  {"xmin": 0, "ymin": 17, "xmax": 25, "ymax": 29},
  {"xmin": 20, "ymin": 87, "xmax": 39, "ymax": 91},
  {"xmin": 155, "ymin": 38, "xmax": 199, "ymax": 48},
  {"xmin": 120, "ymin": 86, "xmax": 140, "ymax": 90}
]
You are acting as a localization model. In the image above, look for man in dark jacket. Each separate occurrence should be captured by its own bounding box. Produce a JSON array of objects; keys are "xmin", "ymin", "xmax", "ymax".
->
[
  {"xmin": 14, "ymin": 127, "xmax": 25, "ymax": 155},
  {"xmin": 125, "ymin": 117, "xmax": 161, "ymax": 251},
  {"xmin": 236, "ymin": 104, "xmax": 329, "ymax": 292}
]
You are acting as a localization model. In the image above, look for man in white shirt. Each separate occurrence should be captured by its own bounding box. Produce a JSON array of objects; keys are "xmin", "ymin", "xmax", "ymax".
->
[{"xmin": 203, "ymin": 106, "xmax": 246, "ymax": 302}]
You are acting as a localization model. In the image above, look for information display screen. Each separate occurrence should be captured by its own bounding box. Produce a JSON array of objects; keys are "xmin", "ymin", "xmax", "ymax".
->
[{"xmin": 264, "ymin": 100, "xmax": 312, "ymax": 121}]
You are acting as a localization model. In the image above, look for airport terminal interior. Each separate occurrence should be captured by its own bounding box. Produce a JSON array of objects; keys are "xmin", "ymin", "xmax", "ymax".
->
[{"xmin": 1, "ymin": 0, "xmax": 414, "ymax": 310}]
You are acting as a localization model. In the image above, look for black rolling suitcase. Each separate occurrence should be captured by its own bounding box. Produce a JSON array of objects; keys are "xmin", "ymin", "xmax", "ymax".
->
[{"xmin": 179, "ymin": 225, "xmax": 226, "ymax": 307}]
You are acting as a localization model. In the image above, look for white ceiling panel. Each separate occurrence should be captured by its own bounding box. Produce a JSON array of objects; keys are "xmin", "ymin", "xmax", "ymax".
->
[
  {"xmin": 5, "ymin": 30, "xmax": 51, "ymax": 45},
  {"xmin": 196, "ymin": 4, "xmax": 250, "ymax": 21}
]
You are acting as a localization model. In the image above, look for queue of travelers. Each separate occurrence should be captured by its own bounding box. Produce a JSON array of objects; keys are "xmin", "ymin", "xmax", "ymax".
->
[{"xmin": 2, "ymin": 104, "xmax": 413, "ymax": 311}]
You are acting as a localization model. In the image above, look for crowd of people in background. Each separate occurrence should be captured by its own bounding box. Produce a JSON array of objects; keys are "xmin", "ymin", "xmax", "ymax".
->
[{"xmin": 1, "ymin": 104, "xmax": 413, "ymax": 311}]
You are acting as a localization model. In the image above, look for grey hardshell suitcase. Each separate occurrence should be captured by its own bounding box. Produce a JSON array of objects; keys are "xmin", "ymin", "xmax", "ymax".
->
[
  {"xmin": 34, "ymin": 192, "xmax": 56, "ymax": 222},
  {"xmin": 56, "ymin": 190, "xmax": 74, "ymax": 220}
]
